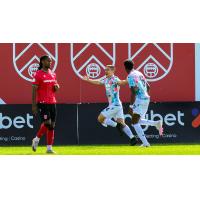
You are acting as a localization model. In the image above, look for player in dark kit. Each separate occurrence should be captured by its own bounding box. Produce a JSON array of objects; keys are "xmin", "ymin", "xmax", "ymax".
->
[{"xmin": 32, "ymin": 55, "xmax": 60, "ymax": 153}]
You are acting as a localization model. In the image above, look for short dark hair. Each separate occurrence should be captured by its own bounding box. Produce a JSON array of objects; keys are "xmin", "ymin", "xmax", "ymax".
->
[
  {"xmin": 124, "ymin": 59, "xmax": 134, "ymax": 71},
  {"xmin": 106, "ymin": 65, "xmax": 115, "ymax": 71},
  {"xmin": 38, "ymin": 55, "xmax": 49, "ymax": 70}
]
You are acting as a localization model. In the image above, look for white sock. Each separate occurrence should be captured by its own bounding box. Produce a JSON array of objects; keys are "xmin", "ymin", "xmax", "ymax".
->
[
  {"xmin": 104, "ymin": 119, "xmax": 117, "ymax": 127},
  {"xmin": 139, "ymin": 119, "xmax": 157, "ymax": 126},
  {"xmin": 122, "ymin": 125, "xmax": 134, "ymax": 139},
  {"xmin": 101, "ymin": 123, "xmax": 107, "ymax": 127},
  {"xmin": 47, "ymin": 145, "xmax": 52, "ymax": 150},
  {"xmin": 132, "ymin": 123, "xmax": 149, "ymax": 145},
  {"xmin": 35, "ymin": 136, "xmax": 40, "ymax": 142}
]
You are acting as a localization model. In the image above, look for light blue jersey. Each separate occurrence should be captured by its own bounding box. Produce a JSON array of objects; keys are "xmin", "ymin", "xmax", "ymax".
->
[
  {"xmin": 127, "ymin": 70, "xmax": 150, "ymax": 100},
  {"xmin": 100, "ymin": 75, "xmax": 122, "ymax": 106}
]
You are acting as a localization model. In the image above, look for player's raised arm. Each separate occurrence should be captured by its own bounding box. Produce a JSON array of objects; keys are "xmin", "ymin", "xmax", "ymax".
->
[{"xmin": 82, "ymin": 75, "xmax": 103, "ymax": 85}]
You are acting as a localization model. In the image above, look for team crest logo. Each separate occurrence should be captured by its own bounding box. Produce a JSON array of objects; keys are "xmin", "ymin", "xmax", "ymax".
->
[
  {"xmin": 13, "ymin": 43, "xmax": 58, "ymax": 82},
  {"xmin": 128, "ymin": 43, "xmax": 173, "ymax": 82},
  {"xmin": 70, "ymin": 43, "xmax": 116, "ymax": 80}
]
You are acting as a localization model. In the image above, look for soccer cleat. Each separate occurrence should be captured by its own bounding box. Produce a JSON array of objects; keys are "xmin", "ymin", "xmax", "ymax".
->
[
  {"xmin": 130, "ymin": 137, "xmax": 138, "ymax": 146},
  {"xmin": 32, "ymin": 138, "xmax": 39, "ymax": 152},
  {"xmin": 46, "ymin": 149, "xmax": 56, "ymax": 154},
  {"xmin": 140, "ymin": 143, "xmax": 150, "ymax": 147},
  {"xmin": 156, "ymin": 120, "xmax": 163, "ymax": 136},
  {"xmin": 116, "ymin": 123, "xmax": 124, "ymax": 136}
]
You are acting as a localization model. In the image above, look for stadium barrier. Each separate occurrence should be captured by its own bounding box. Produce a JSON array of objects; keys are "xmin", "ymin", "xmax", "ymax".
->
[{"xmin": 0, "ymin": 102, "xmax": 200, "ymax": 146}]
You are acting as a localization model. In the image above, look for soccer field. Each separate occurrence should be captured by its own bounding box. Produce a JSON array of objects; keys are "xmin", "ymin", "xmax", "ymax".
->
[{"xmin": 0, "ymin": 144, "xmax": 200, "ymax": 155}]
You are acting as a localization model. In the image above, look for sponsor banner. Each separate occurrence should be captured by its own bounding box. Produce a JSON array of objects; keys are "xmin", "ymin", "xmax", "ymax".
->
[
  {"xmin": 0, "ymin": 43, "xmax": 195, "ymax": 104},
  {"xmin": 0, "ymin": 102, "xmax": 200, "ymax": 146},
  {"xmin": 79, "ymin": 102, "xmax": 200, "ymax": 144},
  {"xmin": 0, "ymin": 105, "xmax": 77, "ymax": 146}
]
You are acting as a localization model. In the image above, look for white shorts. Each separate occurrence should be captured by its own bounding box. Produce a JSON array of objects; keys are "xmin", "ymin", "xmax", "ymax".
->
[
  {"xmin": 101, "ymin": 104, "xmax": 124, "ymax": 120},
  {"xmin": 131, "ymin": 98, "xmax": 150, "ymax": 118}
]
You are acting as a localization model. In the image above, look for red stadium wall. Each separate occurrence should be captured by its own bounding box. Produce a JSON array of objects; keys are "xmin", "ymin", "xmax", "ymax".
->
[{"xmin": 0, "ymin": 43, "xmax": 195, "ymax": 104}]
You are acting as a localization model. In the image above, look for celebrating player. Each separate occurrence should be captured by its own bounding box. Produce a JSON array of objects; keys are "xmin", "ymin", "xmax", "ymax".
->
[
  {"xmin": 82, "ymin": 65, "xmax": 137, "ymax": 146},
  {"xmin": 123, "ymin": 60, "xmax": 163, "ymax": 147},
  {"xmin": 32, "ymin": 55, "xmax": 60, "ymax": 153}
]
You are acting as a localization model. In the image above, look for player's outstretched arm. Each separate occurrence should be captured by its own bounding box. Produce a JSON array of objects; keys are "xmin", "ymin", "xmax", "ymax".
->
[
  {"xmin": 117, "ymin": 80, "xmax": 128, "ymax": 86},
  {"xmin": 82, "ymin": 76, "xmax": 102, "ymax": 85}
]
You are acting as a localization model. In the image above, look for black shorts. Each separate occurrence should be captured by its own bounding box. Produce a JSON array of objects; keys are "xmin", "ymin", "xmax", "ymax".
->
[{"xmin": 37, "ymin": 103, "xmax": 57, "ymax": 123}]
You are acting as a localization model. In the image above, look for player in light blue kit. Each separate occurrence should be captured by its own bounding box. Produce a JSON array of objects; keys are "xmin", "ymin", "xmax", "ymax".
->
[
  {"xmin": 82, "ymin": 65, "xmax": 137, "ymax": 146},
  {"xmin": 123, "ymin": 60, "xmax": 163, "ymax": 147}
]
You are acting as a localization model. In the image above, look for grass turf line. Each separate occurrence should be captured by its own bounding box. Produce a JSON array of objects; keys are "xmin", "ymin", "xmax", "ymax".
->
[{"xmin": 0, "ymin": 144, "xmax": 200, "ymax": 155}]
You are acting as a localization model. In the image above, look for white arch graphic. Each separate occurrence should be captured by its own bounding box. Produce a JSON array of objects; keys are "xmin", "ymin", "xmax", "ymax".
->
[
  {"xmin": 128, "ymin": 43, "xmax": 173, "ymax": 82},
  {"xmin": 13, "ymin": 43, "xmax": 58, "ymax": 82},
  {"xmin": 70, "ymin": 43, "xmax": 116, "ymax": 80},
  {"xmin": 0, "ymin": 98, "xmax": 6, "ymax": 104}
]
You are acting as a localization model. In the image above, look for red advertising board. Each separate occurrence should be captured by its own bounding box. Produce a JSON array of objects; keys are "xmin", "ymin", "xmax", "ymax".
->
[{"xmin": 0, "ymin": 43, "xmax": 195, "ymax": 104}]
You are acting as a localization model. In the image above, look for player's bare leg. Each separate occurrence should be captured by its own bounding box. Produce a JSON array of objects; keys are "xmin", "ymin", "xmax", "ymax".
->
[
  {"xmin": 98, "ymin": 114, "xmax": 117, "ymax": 127},
  {"xmin": 98, "ymin": 113, "xmax": 123, "ymax": 134}
]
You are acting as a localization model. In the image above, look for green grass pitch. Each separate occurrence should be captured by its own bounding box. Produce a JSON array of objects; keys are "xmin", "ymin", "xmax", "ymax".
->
[{"xmin": 0, "ymin": 144, "xmax": 200, "ymax": 155}]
